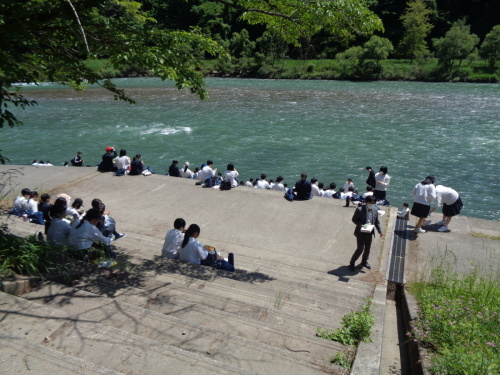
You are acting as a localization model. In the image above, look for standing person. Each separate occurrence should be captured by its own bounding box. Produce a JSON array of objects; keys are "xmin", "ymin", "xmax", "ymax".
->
[
  {"xmin": 430, "ymin": 185, "xmax": 463, "ymax": 232},
  {"xmin": 38, "ymin": 193, "xmax": 53, "ymax": 234},
  {"xmin": 349, "ymin": 196, "xmax": 383, "ymax": 271},
  {"xmin": 168, "ymin": 160, "xmax": 181, "ymax": 177},
  {"xmin": 374, "ymin": 166, "xmax": 391, "ymax": 202},
  {"xmin": 129, "ymin": 154, "xmax": 144, "ymax": 175},
  {"xmin": 180, "ymin": 162, "xmax": 194, "ymax": 178},
  {"xmin": 365, "ymin": 166, "xmax": 376, "ymax": 188},
  {"xmin": 114, "ymin": 149, "xmax": 131, "ymax": 171},
  {"xmin": 98, "ymin": 147, "xmax": 117, "ymax": 172},
  {"xmin": 294, "ymin": 173, "xmax": 312, "ymax": 200},
  {"xmin": 71, "ymin": 151, "xmax": 84, "ymax": 166},
  {"xmin": 411, "ymin": 175, "xmax": 437, "ymax": 233},
  {"xmin": 161, "ymin": 218, "xmax": 186, "ymax": 259}
]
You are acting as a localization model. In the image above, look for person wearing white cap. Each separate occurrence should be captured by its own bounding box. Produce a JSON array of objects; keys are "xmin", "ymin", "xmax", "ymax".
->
[{"xmin": 180, "ymin": 162, "xmax": 194, "ymax": 178}]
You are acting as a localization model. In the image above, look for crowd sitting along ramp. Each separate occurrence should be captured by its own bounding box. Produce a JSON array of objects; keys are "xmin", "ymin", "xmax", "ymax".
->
[{"xmin": 1, "ymin": 165, "xmax": 391, "ymax": 374}]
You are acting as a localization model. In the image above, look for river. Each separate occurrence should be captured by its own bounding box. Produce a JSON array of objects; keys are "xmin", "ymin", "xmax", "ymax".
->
[{"xmin": 3, "ymin": 78, "xmax": 499, "ymax": 220}]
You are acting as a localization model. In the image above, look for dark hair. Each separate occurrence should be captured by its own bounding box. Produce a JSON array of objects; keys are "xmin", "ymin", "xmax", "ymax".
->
[
  {"xmin": 339, "ymin": 187, "xmax": 345, "ymax": 192},
  {"xmin": 174, "ymin": 218, "xmax": 186, "ymax": 230},
  {"xmin": 261, "ymin": 173, "xmax": 266, "ymax": 179},
  {"xmin": 365, "ymin": 195, "xmax": 375, "ymax": 203},
  {"xmin": 249, "ymin": 178, "xmax": 254, "ymax": 182},
  {"xmin": 311, "ymin": 178, "xmax": 318, "ymax": 183},
  {"xmin": 97, "ymin": 203, "xmax": 105, "ymax": 214},
  {"xmin": 91, "ymin": 198, "xmax": 102, "ymax": 210},
  {"xmin": 183, "ymin": 163, "xmax": 189, "ymax": 173},
  {"xmin": 318, "ymin": 182, "xmax": 324, "ymax": 189},
  {"xmin": 379, "ymin": 166, "xmax": 388, "ymax": 174},
  {"xmin": 119, "ymin": 149, "xmax": 127, "ymax": 157},
  {"xmin": 53, "ymin": 197, "xmax": 67, "ymax": 208},
  {"xmin": 30, "ymin": 191, "xmax": 39, "ymax": 199},
  {"xmin": 301, "ymin": 173, "xmax": 307, "ymax": 179},
  {"xmin": 206, "ymin": 160, "xmax": 213, "ymax": 166},
  {"xmin": 421, "ymin": 175, "xmax": 436, "ymax": 185},
  {"xmin": 366, "ymin": 186, "xmax": 373, "ymax": 191},
  {"xmin": 72, "ymin": 198, "xmax": 83, "ymax": 209},
  {"xmin": 403, "ymin": 203, "xmax": 409, "ymax": 207},
  {"xmin": 348, "ymin": 186, "xmax": 354, "ymax": 192},
  {"xmin": 181, "ymin": 224, "xmax": 200, "ymax": 248},
  {"xmin": 133, "ymin": 154, "xmax": 141, "ymax": 160},
  {"xmin": 366, "ymin": 166, "xmax": 372, "ymax": 170},
  {"xmin": 49, "ymin": 204, "xmax": 66, "ymax": 219},
  {"xmin": 41, "ymin": 193, "xmax": 51, "ymax": 202},
  {"xmin": 194, "ymin": 167, "xmax": 199, "ymax": 172},
  {"xmin": 227, "ymin": 163, "xmax": 234, "ymax": 171},
  {"xmin": 172, "ymin": 160, "xmax": 178, "ymax": 164},
  {"xmin": 276, "ymin": 176, "xmax": 283, "ymax": 182},
  {"xmin": 330, "ymin": 182, "xmax": 337, "ymax": 189},
  {"xmin": 21, "ymin": 188, "xmax": 31, "ymax": 196},
  {"xmin": 76, "ymin": 208, "xmax": 101, "ymax": 229}
]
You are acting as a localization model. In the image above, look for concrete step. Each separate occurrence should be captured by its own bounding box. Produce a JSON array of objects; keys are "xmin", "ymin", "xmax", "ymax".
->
[
  {"xmin": 24, "ymin": 282, "xmax": 342, "ymax": 374},
  {"xmin": 0, "ymin": 334, "xmax": 124, "ymax": 375},
  {"xmin": 0, "ymin": 291, "xmax": 253, "ymax": 375}
]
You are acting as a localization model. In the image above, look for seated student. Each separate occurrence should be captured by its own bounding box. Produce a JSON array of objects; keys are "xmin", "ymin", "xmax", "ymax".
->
[
  {"xmin": 318, "ymin": 182, "xmax": 325, "ymax": 197},
  {"xmin": 223, "ymin": 163, "xmax": 239, "ymax": 188},
  {"xmin": 244, "ymin": 178, "xmax": 254, "ymax": 187},
  {"xmin": 114, "ymin": 149, "xmax": 131, "ymax": 172},
  {"xmin": 257, "ymin": 174, "xmax": 271, "ymax": 189},
  {"xmin": 397, "ymin": 203, "xmax": 410, "ymax": 220},
  {"xmin": 180, "ymin": 162, "xmax": 194, "ymax": 178},
  {"xmin": 322, "ymin": 183, "xmax": 337, "ymax": 198},
  {"xmin": 294, "ymin": 173, "xmax": 312, "ymax": 200},
  {"xmin": 179, "ymin": 224, "xmax": 234, "ymax": 271},
  {"xmin": 168, "ymin": 160, "xmax": 181, "ymax": 177},
  {"xmin": 68, "ymin": 208, "xmax": 113, "ymax": 260},
  {"xmin": 343, "ymin": 178, "xmax": 354, "ymax": 192},
  {"xmin": 333, "ymin": 187, "xmax": 345, "ymax": 199},
  {"xmin": 271, "ymin": 176, "xmax": 285, "ymax": 191},
  {"xmin": 91, "ymin": 199, "xmax": 125, "ymax": 240},
  {"xmin": 67, "ymin": 198, "xmax": 84, "ymax": 222},
  {"xmin": 71, "ymin": 151, "xmax": 84, "ymax": 166},
  {"xmin": 13, "ymin": 188, "xmax": 32, "ymax": 212},
  {"xmin": 38, "ymin": 193, "xmax": 53, "ymax": 234},
  {"xmin": 311, "ymin": 178, "xmax": 321, "ymax": 197},
  {"xmin": 46, "ymin": 205, "xmax": 71, "ymax": 246},
  {"xmin": 129, "ymin": 154, "xmax": 144, "ymax": 175},
  {"xmin": 97, "ymin": 147, "xmax": 117, "ymax": 172},
  {"xmin": 200, "ymin": 160, "xmax": 217, "ymax": 187},
  {"xmin": 362, "ymin": 186, "xmax": 374, "ymax": 200},
  {"xmin": 192, "ymin": 167, "xmax": 200, "ymax": 180},
  {"xmin": 161, "ymin": 218, "xmax": 186, "ymax": 259}
]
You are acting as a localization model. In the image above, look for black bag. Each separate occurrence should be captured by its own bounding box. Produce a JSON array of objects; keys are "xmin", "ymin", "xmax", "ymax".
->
[{"xmin": 220, "ymin": 180, "xmax": 232, "ymax": 191}]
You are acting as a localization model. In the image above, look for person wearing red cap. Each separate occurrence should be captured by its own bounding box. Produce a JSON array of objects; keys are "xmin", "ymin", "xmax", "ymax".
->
[{"xmin": 97, "ymin": 147, "xmax": 117, "ymax": 172}]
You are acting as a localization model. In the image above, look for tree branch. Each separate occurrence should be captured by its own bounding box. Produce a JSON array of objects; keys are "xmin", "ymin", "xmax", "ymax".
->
[
  {"xmin": 215, "ymin": 0, "xmax": 299, "ymax": 22},
  {"xmin": 66, "ymin": 0, "xmax": 90, "ymax": 54}
]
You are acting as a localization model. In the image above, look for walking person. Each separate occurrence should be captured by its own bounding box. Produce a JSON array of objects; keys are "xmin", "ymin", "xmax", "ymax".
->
[
  {"xmin": 411, "ymin": 175, "xmax": 437, "ymax": 233},
  {"xmin": 349, "ymin": 196, "xmax": 383, "ymax": 271}
]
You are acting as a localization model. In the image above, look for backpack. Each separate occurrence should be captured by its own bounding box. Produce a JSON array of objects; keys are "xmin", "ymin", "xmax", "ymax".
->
[
  {"xmin": 284, "ymin": 189, "xmax": 295, "ymax": 201},
  {"xmin": 220, "ymin": 180, "xmax": 232, "ymax": 191}
]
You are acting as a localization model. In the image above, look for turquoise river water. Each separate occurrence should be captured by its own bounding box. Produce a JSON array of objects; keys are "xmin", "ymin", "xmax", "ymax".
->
[{"xmin": 2, "ymin": 78, "xmax": 499, "ymax": 221}]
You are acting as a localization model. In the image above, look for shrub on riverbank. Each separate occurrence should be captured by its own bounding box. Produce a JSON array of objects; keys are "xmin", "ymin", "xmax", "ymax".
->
[{"xmin": 408, "ymin": 262, "xmax": 500, "ymax": 375}]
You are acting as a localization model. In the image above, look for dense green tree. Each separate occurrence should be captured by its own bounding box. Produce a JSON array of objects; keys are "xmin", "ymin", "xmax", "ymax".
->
[
  {"xmin": 398, "ymin": 0, "xmax": 434, "ymax": 62},
  {"xmin": 363, "ymin": 36, "xmax": 394, "ymax": 69},
  {"xmin": 479, "ymin": 25, "xmax": 500, "ymax": 68},
  {"xmin": 433, "ymin": 19, "xmax": 480, "ymax": 70}
]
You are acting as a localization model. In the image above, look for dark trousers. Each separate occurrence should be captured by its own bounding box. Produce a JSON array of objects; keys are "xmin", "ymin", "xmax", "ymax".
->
[{"xmin": 350, "ymin": 233, "xmax": 373, "ymax": 265}]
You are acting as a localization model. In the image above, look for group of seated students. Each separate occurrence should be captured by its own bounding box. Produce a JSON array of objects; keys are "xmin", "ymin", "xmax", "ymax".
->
[
  {"xmin": 96, "ymin": 147, "xmax": 150, "ymax": 176},
  {"xmin": 161, "ymin": 218, "xmax": 234, "ymax": 272},
  {"xmin": 11, "ymin": 189, "xmax": 125, "ymax": 260}
]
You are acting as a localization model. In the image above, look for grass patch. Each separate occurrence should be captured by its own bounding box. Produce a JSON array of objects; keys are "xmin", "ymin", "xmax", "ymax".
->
[
  {"xmin": 470, "ymin": 232, "xmax": 500, "ymax": 241},
  {"xmin": 407, "ymin": 261, "xmax": 500, "ymax": 375}
]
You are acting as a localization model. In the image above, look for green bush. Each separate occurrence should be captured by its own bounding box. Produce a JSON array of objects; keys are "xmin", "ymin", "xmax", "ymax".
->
[
  {"xmin": 466, "ymin": 74, "xmax": 498, "ymax": 83},
  {"xmin": 408, "ymin": 264, "xmax": 500, "ymax": 375}
]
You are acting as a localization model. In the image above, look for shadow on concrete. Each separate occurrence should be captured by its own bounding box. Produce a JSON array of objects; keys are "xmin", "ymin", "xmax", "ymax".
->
[{"xmin": 328, "ymin": 265, "xmax": 367, "ymax": 281}]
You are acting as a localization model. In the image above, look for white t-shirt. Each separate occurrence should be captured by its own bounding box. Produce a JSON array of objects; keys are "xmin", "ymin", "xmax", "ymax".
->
[
  {"xmin": 397, "ymin": 207, "xmax": 410, "ymax": 218},
  {"xmin": 323, "ymin": 190, "xmax": 335, "ymax": 198},
  {"xmin": 18, "ymin": 198, "xmax": 38, "ymax": 212},
  {"xmin": 224, "ymin": 170, "xmax": 239, "ymax": 187},
  {"xmin": 343, "ymin": 182, "xmax": 354, "ymax": 192},
  {"xmin": 161, "ymin": 229, "xmax": 185, "ymax": 259},
  {"xmin": 311, "ymin": 184, "xmax": 321, "ymax": 196},
  {"xmin": 362, "ymin": 191, "xmax": 374, "ymax": 199},
  {"xmin": 434, "ymin": 185, "xmax": 459, "ymax": 206},
  {"xmin": 179, "ymin": 237, "xmax": 208, "ymax": 265},
  {"xmin": 375, "ymin": 173, "xmax": 391, "ymax": 192},
  {"xmin": 200, "ymin": 165, "xmax": 215, "ymax": 181},
  {"xmin": 271, "ymin": 183, "xmax": 285, "ymax": 192},
  {"xmin": 114, "ymin": 156, "xmax": 131, "ymax": 170},
  {"xmin": 257, "ymin": 180, "xmax": 271, "ymax": 189},
  {"xmin": 413, "ymin": 183, "xmax": 437, "ymax": 206},
  {"xmin": 47, "ymin": 218, "xmax": 71, "ymax": 246},
  {"xmin": 180, "ymin": 168, "xmax": 194, "ymax": 178},
  {"xmin": 68, "ymin": 220, "xmax": 111, "ymax": 250},
  {"xmin": 244, "ymin": 181, "xmax": 253, "ymax": 187},
  {"xmin": 14, "ymin": 196, "xmax": 27, "ymax": 210}
]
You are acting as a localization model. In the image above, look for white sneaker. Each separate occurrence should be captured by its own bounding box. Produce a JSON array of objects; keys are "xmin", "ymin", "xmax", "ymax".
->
[
  {"xmin": 438, "ymin": 225, "xmax": 449, "ymax": 232},
  {"xmin": 435, "ymin": 220, "xmax": 446, "ymax": 226},
  {"xmin": 415, "ymin": 227, "xmax": 426, "ymax": 233},
  {"xmin": 423, "ymin": 219, "xmax": 432, "ymax": 226}
]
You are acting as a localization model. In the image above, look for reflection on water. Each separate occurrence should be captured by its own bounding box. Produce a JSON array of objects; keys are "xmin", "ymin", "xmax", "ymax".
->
[{"xmin": 4, "ymin": 78, "xmax": 500, "ymax": 220}]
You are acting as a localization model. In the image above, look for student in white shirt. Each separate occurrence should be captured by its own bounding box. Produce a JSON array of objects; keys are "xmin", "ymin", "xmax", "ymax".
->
[
  {"xmin": 271, "ymin": 176, "xmax": 286, "ymax": 191},
  {"xmin": 68, "ymin": 208, "xmax": 112, "ymax": 259},
  {"xmin": 322, "ymin": 183, "xmax": 337, "ymax": 198},
  {"xmin": 47, "ymin": 205, "xmax": 71, "ymax": 246},
  {"xmin": 179, "ymin": 224, "xmax": 208, "ymax": 265},
  {"xmin": 245, "ymin": 178, "xmax": 254, "ymax": 187},
  {"xmin": 429, "ymin": 185, "xmax": 463, "ymax": 232},
  {"xmin": 200, "ymin": 160, "xmax": 217, "ymax": 187},
  {"xmin": 256, "ymin": 174, "xmax": 271, "ymax": 189},
  {"xmin": 161, "ymin": 218, "xmax": 186, "ymax": 259},
  {"xmin": 343, "ymin": 178, "xmax": 354, "ymax": 192},
  {"xmin": 397, "ymin": 203, "xmax": 410, "ymax": 220},
  {"xmin": 311, "ymin": 178, "xmax": 322, "ymax": 197},
  {"xmin": 180, "ymin": 162, "xmax": 194, "ymax": 178},
  {"xmin": 224, "ymin": 163, "xmax": 239, "ymax": 188},
  {"xmin": 374, "ymin": 166, "xmax": 391, "ymax": 201},
  {"xmin": 114, "ymin": 149, "xmax": 131, "ymax": 171},
  {"xmin": 362, "ymin": 186, "xmax": 374, "ymax": 200}
]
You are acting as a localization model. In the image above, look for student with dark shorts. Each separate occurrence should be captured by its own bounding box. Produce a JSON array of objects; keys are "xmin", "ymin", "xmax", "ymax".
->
[{"xmin": 411, "ymin": 175, "xmax": 437, "ymax": 233}]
